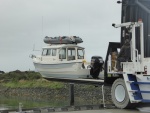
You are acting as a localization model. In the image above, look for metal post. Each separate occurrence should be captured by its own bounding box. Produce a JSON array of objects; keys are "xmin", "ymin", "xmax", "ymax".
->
[
  {"xmin": 102, "ymin": 85, "xmax": 106, "ymax": 108},
  {"xmin": 140, "ymin": 22, "xmax": 144, "ymax": 72},
  {"xmin": 132, "ymin": 24, "xmax": 136, "ymax": 63},
  {"xmin": 69, "ymin": 83, "xmax": 74, "ymax": 106},
  {"xmin": 19, "ymin": 103, "xmax": 23, "ymax": 113}
]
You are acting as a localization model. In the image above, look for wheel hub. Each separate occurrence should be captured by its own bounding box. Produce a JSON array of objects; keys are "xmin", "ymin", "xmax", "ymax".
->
[{"xmin": 115, "ymin": 85, "xmax": 125, "ymax": 102}]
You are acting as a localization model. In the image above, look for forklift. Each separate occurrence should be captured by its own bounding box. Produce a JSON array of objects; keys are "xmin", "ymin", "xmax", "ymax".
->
[{"xmin": 104, "ymin": 0, "xmax": 150, "ymax": 108}]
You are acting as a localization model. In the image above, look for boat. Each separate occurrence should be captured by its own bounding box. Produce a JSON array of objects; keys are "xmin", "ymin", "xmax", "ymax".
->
[{"xmin": 30, "ymin": 36, "xmax": 90, "ymax": 79}]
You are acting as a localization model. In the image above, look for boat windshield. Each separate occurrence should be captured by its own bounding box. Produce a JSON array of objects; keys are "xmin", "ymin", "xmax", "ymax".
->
[
  {"xmin": 59, "ymin": 47, "xmax": 84, "ymax": 60},
  {"xmin": 42, "ymin": 49, "xmax": 47, "ymax": 56},
  {"xmin": 68, "ymin": 48, "xmax": 75, "ymax": 60},
  {"xmin": 42, "ymin": 48, "xmax": 57, "ymax": 56},
  {"xmin": 77, "ymin": 49, "xmax": 84, "ymax": 59},
  {"xmin": 59, "ymin": 48, "xmax": 66, "ymax": 59}
]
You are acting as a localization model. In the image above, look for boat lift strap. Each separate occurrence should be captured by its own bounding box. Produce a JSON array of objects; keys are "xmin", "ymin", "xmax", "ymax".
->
[{"xmin": 44, "ymin": 77, "xmax": 104, "ymax": 85}]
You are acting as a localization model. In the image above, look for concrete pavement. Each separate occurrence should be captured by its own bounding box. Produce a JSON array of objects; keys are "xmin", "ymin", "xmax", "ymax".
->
[{"xmin": 54, "ymin": 108, "xmax": 149, "ymax": 113}]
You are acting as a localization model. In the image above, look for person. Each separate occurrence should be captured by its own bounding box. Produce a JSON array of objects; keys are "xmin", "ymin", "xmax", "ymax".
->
[
  {"xmin": 116, "ymin": 36, "xmax": 131, "ymax": 71},
  {"xmin": 90, "ymin": 58, "xmax": 102, "ymax": 79},
  {"xmin": 111, "ymin": 51, "xmax": 118, "ymax": 70}
]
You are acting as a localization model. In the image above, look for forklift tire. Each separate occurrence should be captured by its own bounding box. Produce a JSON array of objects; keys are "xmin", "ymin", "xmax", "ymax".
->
[{"xmin": 111, "ymin": 78, "xmax": 136, "ymax": 109}]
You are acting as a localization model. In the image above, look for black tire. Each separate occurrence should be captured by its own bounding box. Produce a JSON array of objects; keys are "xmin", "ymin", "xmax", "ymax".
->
[{"xmin": 111, "ymin": 78, "xmax": 137, "ymax": 109}]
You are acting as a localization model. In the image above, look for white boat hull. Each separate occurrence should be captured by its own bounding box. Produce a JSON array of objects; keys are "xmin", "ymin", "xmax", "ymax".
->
[{"xmin": 33, "ymin": 62, "xmax": 90, "ymax": 79}]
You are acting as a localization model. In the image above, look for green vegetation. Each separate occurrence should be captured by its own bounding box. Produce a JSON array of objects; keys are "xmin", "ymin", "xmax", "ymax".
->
[
  {"xmin": 0, "ymin": 70, "xmax": 95, "ymax": 89},
  {"xmin": 0, "ymin": 70, "xmax": 65, "ymax": 89},
  {"xmin": 0, "ymin": 95, "xmax": 68, "ymax": 109},
  {"xmin": 0, "ymin": 70, "xmax": 41, "ymax": 81}
]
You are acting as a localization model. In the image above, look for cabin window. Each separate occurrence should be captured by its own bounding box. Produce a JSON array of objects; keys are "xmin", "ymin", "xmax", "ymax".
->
[
  {"xmin": 42, "ymin": 49, "xmax": 47, "ymax": 56},
  {"xmin": 59, "ymin": 48, "xmax": 66, "ymax": 59},
  {"xmin": 52, "ymin": 49, "xmax": 57, "ymax": 56},
  {"xmin": 77, "ymin": 49, "xmax": 84, "ymax": 59},
  {"xmin": 47, "ymin": 49, "xmax": 51, "ymax": 55},
  {"xmin": 68, "ymin": 48, "xmax": 75, "ymax": 60}
]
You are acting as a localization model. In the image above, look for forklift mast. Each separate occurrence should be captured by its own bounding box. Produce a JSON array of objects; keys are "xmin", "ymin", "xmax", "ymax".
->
[
  {"xmin": 120, "ymin": 0, "xmax": 150, "ymax": 57},
  {"xmin": 104, "ymin": 0, "xmax": 150, "ymax": 84}
]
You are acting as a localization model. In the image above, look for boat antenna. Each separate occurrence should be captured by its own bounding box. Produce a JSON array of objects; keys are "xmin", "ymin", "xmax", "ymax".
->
[
  {"xmin": 69, "ymin": 17, "xmax": 71, "ymax": 36},
  {"xmin": 42, "ymin": 16, "xmax": 44, "ymax": 37},
  {"xmin": 33, "ymin": 44, "xmax": 40, "ymax": 51},
  {"xmin": 40, "ymin": 16, "xmax": 44, "ymax": 49}
]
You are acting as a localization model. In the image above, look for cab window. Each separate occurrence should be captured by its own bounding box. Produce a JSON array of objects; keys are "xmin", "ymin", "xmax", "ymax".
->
[
  {"xmin": 68, "ymin": 48, "xmax": 75, "ymax": 60},
  {"xmin": 59, "ymin": 48, "xmax": 66, "ymax": 59},
  {"xmin": 77, "ymin": 49, "xmax": 84, "ymax": 59}
]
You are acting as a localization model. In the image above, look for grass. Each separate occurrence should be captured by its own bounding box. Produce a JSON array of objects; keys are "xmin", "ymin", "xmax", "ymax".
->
[
  {"xmin": 0, "ymin": 95, "xmax": 68, "ymax": 109},
  {"xmin": 0, "ymin": 70, "xmax": 41, "ymax": 81},
  {"xmin": 0, "ymin": 70, "xmax": 96, "ymax": 89},
  {"xmin": 4, "ymin": 79, "xmax": 65, "ymax": 89},
  {"xmin": 2, "ymin": 79, "xmax": 65, "ymax": 89},
  {"xmin": 0, "ymin": 70, "xmax": 65, "ymax": 89}
]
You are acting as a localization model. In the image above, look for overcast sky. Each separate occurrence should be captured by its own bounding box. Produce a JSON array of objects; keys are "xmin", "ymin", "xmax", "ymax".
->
[{"xmin": 0, "ymin": 0, "xmax": 121, "ymax": 72}]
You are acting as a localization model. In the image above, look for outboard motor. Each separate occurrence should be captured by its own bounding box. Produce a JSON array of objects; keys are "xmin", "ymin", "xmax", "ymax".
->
[{"xmin": 90, "ymin": 56, "xmax": 104, "ymax": 79}]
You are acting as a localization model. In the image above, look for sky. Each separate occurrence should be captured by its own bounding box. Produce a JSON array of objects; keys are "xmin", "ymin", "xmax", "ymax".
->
[{"xmin": 0, "ymin": 0, "xmax": 121, "ymax": 72}]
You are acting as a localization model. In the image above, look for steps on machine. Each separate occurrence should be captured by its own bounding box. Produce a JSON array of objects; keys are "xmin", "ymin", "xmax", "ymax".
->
[
  {"xmin": 131, "ymin": 99, "xmax": 150, "ymax": 103},
  {"xmin": 127, "ymin": 81, "xmax": 150, "ymax": 85},
  {"xmin": 141, "ymin": 99, "xmax": 150, "ymax": 103},
  {"xmin": 126, "ymin": 74, "xmax": 150, "ymax": 103},
  {"xmin": 129, "ymin": 90, "xmax": 150, "ymax": 93}
]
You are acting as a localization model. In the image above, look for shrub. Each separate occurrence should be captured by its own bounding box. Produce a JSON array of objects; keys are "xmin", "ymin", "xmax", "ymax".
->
[{"xmin": 0, "ymin": 71, "xmax": 42, "ymax": 81}]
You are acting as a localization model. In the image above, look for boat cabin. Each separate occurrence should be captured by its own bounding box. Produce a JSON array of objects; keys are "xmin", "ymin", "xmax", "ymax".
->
[
  {"xmin": 41, "ymin": 44, "xmax": 85, "ymax": 62},
  {"xmin": 31, "ymin": 36, "xmax": 90, "ymax": 79}
]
